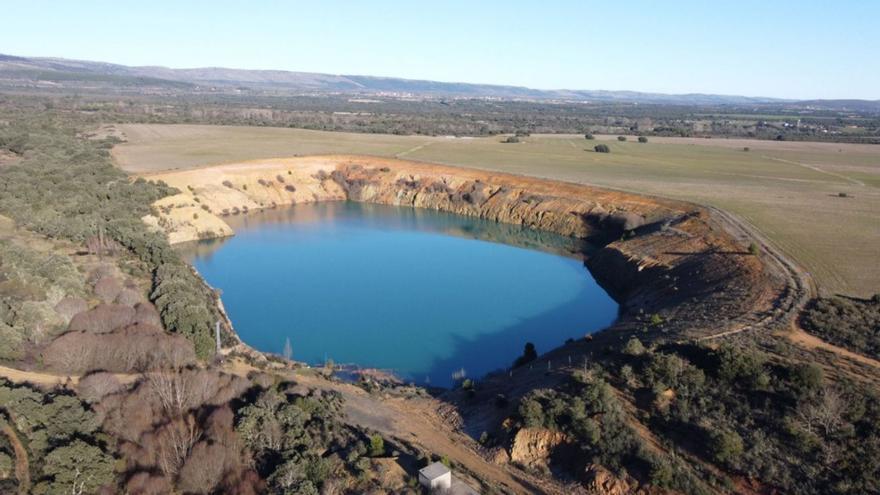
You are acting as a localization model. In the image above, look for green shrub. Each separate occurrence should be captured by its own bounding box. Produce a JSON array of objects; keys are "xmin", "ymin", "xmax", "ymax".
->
[
  {"xmin": 369, "ymin": 434, "xmax": 385, "ymax": 457},
  {"xmin": 709, "ymin": 429, "xmax": 744, "ymax": 466},
  {"xmin": 638, "ymin": 136, "xmax": 648, "ymax": 143},
  {"xmin": 623, "ymin": 337, "xmax": 646, "ymax": 356},
  {"xmin": 617, "ymin": 136, "xmax": 627, "ymax": 142},
  {"xmin": 594, "ymin": 144, "xmax": 610, "ymax": 153}
]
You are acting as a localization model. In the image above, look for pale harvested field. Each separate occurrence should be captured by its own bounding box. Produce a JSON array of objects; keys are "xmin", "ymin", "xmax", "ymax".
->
[{"xmin": 113, "ymin": 124, "xmax": 880, "ymax": 297}]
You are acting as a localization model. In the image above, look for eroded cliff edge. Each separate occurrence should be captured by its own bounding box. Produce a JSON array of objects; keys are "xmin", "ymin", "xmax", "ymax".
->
[{"xmin": 142, "ymin": 155, "xmax": 802, "ymax": 342}]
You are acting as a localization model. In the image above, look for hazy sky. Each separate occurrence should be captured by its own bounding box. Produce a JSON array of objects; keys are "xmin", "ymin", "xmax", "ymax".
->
[{"xmin": 2, "ymin": 0, "xmax": 877, "ymax": 99}]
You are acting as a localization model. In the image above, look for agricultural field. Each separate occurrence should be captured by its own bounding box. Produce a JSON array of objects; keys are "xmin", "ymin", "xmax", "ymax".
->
[{"xmin": 112, "ymin": 124, "xmax": 880, "ymax": 297}]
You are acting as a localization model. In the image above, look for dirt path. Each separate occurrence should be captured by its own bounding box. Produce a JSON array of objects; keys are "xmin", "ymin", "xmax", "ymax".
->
[
  {"xmin": 765, "ymin": 155, "xmax": 866, "ymax": 186},
  {"xmin": 1, "ymin": 421, "xmax": 30, "ymax": 494},
  {"xmin": 786, "ymin": 327, "xmax": 880, "ymax": 369},
  {"xmin": 396, "ymin": 142, "xmax": 435, "ymax": 158},
  {"xmin": 293, "ymin": 372, "xmax": 551, "ymax": 494},
  {"xmin": 0, "ymin": 365, "xmax": 77, "ymax": 388},
  {"xmin": 693, "ymin": 205, "xmax": 815, "ymax": 342}
]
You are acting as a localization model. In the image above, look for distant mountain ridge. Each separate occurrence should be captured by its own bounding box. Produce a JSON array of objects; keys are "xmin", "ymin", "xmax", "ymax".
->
[{"xmin": 1, "ymin": 53, "xmax": 878, "ymax": 109}]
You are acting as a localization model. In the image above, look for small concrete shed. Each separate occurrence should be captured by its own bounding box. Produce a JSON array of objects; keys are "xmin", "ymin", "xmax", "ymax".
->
[{"xmin": 418, "ymin": 461, "xmax": 452, "ymax": 491}]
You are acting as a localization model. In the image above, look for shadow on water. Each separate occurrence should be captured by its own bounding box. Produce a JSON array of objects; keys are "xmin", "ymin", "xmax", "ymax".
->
[
  {"xmin": 418, "ymin": 279, "xmax": 619, "ymax": 388},
  {"xmin": 178, "ymin": 201, "xmax": 619, "ymax": 389}
]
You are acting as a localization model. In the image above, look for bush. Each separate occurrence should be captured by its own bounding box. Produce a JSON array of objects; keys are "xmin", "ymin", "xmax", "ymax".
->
[
  {"xmin": 748, "ymin": 242, "xmax": 760, "ymax": 255},
  {"xmin": 115, "ymin": 287, "xmax": 143, "ymax": 306},
  {"xmin": 94, "ymin": 276, "xmax": 123, "ymax": 303},
  {"xmin": 801, "ymin": 296, "xmax": 880, "ymax": 359},
  {"xmin": 78, "ymin": 372, "xmax": 125, "ymax": 403},
  {"xmin": 638, "ymin": 136, "xmax": 648, "ymax": 143},
  {"xmin": 709, "ymin": 429, "xmax": 744, "ymax": 466},
  {"xmin": 617, "ymin": 136, "xmax": 627, "ymax": 142},
  {"xmin": 369, "ymin": 434, "xmax": 385, "ymax": 457},
  {"xmin": 54, "ymin": 297, "xmax": 87, "ymax": 322},
  {"xmin": 518, "ymin": 397, "xmax": 545, "ymax": 428},
  {"xmin": 502, "ymin": 136, "xmax": 520, "ymax": 143},
  {"xmin": 594, "ymin": 144, "xmax": 610, "ymax": 153},
  {"xmin": 623, "ymin": 337, "xmax": 646, "ymax": 356},
  {"xmin": 68, "ymin": 304, "xmax": 135, "ymax": 334},
  {"xmin": 584, "ymin": 133, "xmax": 595, "ymax": 140}
]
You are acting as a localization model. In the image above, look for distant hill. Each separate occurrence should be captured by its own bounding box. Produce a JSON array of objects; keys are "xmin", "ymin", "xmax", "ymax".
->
[{"xmin": 1, "ymin": 53, "xmax": 877, "ymax": 109}]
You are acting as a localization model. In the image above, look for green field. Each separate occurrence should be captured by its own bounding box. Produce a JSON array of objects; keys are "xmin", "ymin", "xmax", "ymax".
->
[{"xmin": 112, "ymin": 124, "xmax": 880, "ymax": 297}]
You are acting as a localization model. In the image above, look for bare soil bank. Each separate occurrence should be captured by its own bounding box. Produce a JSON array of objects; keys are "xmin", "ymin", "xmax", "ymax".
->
[{"xmin": 143, "ymin": 155, "xmax": 807, "ymax": 344}]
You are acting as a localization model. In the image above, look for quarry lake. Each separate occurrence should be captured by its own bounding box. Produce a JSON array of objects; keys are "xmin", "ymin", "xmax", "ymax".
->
[{"xmin": 181, "ymin": 202, "xmax": 618, "ymax": 387}]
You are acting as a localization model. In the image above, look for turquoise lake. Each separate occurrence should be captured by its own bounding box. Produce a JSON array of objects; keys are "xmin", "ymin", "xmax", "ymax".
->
[{"xmin": 181, "ymin": 202, "xmax": 618, "ymax": 387}]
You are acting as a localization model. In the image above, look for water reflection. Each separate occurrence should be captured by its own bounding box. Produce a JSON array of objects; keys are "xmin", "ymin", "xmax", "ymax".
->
[
  {"xmin": 179, "ymin": 201, "xmax": 617, "ymax": 387},
  {"xmin": 178, "ymin": 201, "xmax": 594, "ymax": 261}
]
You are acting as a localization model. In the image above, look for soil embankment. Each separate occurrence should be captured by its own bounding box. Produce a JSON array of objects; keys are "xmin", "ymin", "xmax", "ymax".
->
[{"xmin": 143, "ymin": 155, "xmax": 801, "ymax": 344}]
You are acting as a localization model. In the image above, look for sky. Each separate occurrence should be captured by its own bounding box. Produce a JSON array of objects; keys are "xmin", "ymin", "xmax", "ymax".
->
[{"xmin": 1, "ymin": 0, "xmax": 877, "ymax": 100}]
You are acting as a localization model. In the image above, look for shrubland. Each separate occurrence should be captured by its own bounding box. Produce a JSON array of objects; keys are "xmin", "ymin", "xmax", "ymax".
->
[
  {"xmin": 508, "ymin": 339, "xmax": 880, "ymax": 494},
  {"xmin": 0, "ymin": 109, "xmax": 224, "ymax": 359},
  {"xmin": 800, "ymin": 295, "xmax": 880, "ymax": 359}
]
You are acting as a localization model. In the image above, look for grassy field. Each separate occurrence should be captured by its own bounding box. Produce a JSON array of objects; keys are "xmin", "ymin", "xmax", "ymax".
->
[{"xmin": 112, "ymin": 124, "xmax": 880, "ymax": 297}]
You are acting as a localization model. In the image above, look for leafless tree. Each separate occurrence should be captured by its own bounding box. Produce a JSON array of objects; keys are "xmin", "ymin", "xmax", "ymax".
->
[
  {"xmin": 177, "ymin": 441, "xmax": 228, "ymax": 494},
  {"xmin": 148, "ymin": 368, "xmax": 192, "ymax": 418},
  {"xmin": 797, "ymin": 387, "xmax": 846, "ymax": 436},
  {"xmin": 156, "ymin": 415, "xmax": 202, "ymax": 477}
]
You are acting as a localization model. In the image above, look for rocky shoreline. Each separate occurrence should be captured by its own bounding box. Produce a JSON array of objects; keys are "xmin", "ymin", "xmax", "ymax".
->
[{"xmin": 144, "ymin": 154, "xmax": 799, "ymax": 345}]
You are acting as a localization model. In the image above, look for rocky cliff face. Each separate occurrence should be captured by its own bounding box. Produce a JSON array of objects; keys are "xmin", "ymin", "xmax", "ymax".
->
[
  {"xmin": 143, "ymin": 155, "xmax": 787, "ymax": 342},
  {"xmin": 508, "ymin": 427, "xmax": 568, "ymax": 467}
]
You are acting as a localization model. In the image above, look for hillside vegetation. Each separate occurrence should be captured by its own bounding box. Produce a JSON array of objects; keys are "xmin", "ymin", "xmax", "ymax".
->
[
  {"xmin": 801, "ymin": 296, "xmax": 880, "ymax": 359},
  {"xmin": 507, "ymin": 340, "xmax": 880, "ymax": 494},
  {"xmin": 0, "ymin": 112, "xmax": 223, "ymax": 359}
]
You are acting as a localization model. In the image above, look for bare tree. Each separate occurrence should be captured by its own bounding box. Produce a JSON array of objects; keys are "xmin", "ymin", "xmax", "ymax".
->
[
  {"xmin": 148, "ymin": 368, "xmax": 191, "ymax": 418},
  {"xmin": 797, "ymin": 387, "xmax": 846, "ymax": 436},
  {"xmin": 156, "ymin": 415, "xmax": 202, "ymax": 477}
]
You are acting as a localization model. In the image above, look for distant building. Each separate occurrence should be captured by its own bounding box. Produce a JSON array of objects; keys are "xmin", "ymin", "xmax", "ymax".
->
[{"xmin": 419, "ymin": 462, "xmax": 452, "ymax": 492}]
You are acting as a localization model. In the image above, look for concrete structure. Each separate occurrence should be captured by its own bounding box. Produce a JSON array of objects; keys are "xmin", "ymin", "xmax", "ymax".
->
[{"xmin": 418, "ymin": 462, "xmax": 452, "ymax": 491}]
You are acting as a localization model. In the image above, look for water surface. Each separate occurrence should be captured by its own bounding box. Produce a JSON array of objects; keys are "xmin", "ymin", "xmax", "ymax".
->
[{"xmin": 181, "ymin": 202, "xmax": 617, "ymax": 387}]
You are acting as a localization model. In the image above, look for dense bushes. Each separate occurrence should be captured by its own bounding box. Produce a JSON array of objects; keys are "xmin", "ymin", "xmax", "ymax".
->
[
  {"xmin": 44, "ymin": 325, "xmax": 196, "ymax": 373},
  {"xmin": 801, "ymin": 296, "xmax": 880, "ymax": 359},
  {"xmin": 514, "ymin": 372, "xmax": 706, "ymax": 491},
  {"xmin": 236, "ymin": 385, "xmax": 355, "ymax": 494},
  {"xmin": 620, "ymin": 342, "xmax": 880, "ymax": 493},
  {"xmin": 0, "ymin": 239, "xmax": 83, "ymax": 359},
  {"xmin": 514, "ymin": 341, "xmax": 880, "ymax": 494},
  {"xmin": 0, "ymin": 113, "xmax": 223, "ymax": 359},
  {"xmin": 0, "ymin": 380, "xmax": 116, "ymax": 493}
]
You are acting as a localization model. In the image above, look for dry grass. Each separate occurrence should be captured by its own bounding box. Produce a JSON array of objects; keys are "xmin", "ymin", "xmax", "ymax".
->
[{"xmin": 113, "ymin": 124, "xmax": 880, "ymax": 297}]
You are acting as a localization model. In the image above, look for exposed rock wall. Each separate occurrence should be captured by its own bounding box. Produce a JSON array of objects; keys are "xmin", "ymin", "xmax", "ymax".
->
[
  {"xmin": 143, "ymin": 155, "xmax": 786, "ymax": 341},
  {"xmin": 508, "ymin": 427, "xmax": 568, "ymax": 467}
]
